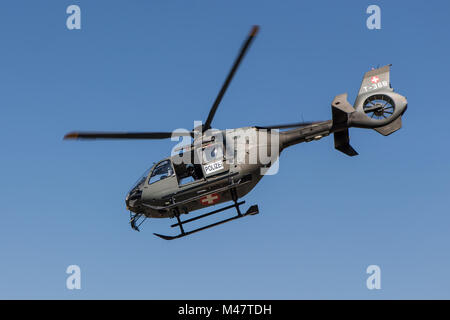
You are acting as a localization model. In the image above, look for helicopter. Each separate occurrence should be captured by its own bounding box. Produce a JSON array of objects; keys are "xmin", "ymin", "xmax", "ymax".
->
[{"xmin": 64, "ymin": 25, "xmax": 407, "ymax": 240}]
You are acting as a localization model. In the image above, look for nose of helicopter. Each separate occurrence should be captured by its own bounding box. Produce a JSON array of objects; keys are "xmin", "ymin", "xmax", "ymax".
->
[{"xmin": 125, "ymin": 188, "xmax": 143, "ymax": 212}]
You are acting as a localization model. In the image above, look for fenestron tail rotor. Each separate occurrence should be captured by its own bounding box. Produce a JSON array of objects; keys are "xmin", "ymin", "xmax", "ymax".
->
[{"xmin": 363, "ymin": 94, "xmax": 395, "ymax": 120}]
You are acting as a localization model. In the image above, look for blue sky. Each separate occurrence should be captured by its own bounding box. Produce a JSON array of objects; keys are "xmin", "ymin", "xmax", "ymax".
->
[{"xmin": 1, "ymin": 0, "xmax": 450, "ymax": 299}]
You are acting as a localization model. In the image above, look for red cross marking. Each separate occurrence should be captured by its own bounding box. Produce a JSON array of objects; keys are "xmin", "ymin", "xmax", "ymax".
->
[{"xmin": 200, "ymin": 193, "xmax": 220, "ymax": 205}]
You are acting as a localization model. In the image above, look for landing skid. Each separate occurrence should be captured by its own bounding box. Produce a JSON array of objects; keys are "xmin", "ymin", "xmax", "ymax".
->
[
  {"xmin": 130, "ymin": 212, "xmax": 147, "ymax": 232},
  {"xmin": 154, "ymin": 203, "xmax": 259, "ymax": 240}
]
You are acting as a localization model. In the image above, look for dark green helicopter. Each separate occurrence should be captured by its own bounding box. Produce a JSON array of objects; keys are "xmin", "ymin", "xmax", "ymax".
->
[{"xmin": 64, "ymin": 26, "xmax": 407, "ymax": 240}]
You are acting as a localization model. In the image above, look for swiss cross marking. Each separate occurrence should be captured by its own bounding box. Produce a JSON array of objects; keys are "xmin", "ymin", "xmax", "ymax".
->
[
  {"xmin": 370, "ymin": 76, "xmax": 380, "ymax": 84},
  {"xmin": 200, "ymin": 193, "xmax": 220, "ymax": 205}
]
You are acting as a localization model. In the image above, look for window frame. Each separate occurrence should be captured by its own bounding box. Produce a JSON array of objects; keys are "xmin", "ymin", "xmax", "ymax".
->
[{"xmin": 147, "ymin": 159, "xmax": 175, "ymax": 185}]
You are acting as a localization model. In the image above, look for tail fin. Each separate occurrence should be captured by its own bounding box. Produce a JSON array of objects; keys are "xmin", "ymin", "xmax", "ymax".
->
[
  {"xmin": 357, "ymin": 65, "xmax": 392, "ymax": 97},
  {"xmin": 330, "ymin": 65, "xmax": 407, "ymax": 156}
]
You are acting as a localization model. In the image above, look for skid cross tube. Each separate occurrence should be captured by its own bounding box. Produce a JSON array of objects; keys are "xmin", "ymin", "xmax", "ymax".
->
[
  {"xmin": 154, "ymin": 200, "xmax": 259, "ymax": 240},
  {"xmin": 230, "ymin": 188, "xmax": 242, "ymax": 216},
  {"xmin": 170, "ymin": 201, "xmax": 245, "ymax": 228},
  {"xmin": 173, "ymin": 208, "xmax": 185, "ymax": 235}
]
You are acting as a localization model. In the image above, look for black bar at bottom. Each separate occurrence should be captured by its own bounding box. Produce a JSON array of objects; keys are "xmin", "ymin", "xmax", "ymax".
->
[{"xmin": 0, "ymin": 300, "xmax": 443, "ymax": 319}]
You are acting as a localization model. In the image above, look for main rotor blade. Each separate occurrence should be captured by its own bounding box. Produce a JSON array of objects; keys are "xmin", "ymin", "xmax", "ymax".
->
[
  {"xmin": 64, "ymin": 131, "xmax": 192, "ymax": 140},
  {"xmin": 203, "ymin": 25, "xmax": 260, "ymax": 132},
  {"xmin": 255, "ymin": 121, "xmax": 319, "ymax": 130}
]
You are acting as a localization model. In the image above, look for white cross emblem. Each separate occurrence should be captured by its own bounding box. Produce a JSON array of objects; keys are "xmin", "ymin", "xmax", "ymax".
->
[
  {"xmin": 200, "ymin": 193, "xmax": 220, "ymax": 205},
  {"xmin": 370, "ymin": 76, "xmax": 380, "ymax": 84}
]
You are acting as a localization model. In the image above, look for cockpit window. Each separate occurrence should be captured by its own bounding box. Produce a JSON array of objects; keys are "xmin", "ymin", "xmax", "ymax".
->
[
  {"xmin": 129, "ymin": 168, "xmax": 150, "ymax": 193},
  {"xmin": 148, "ymin": 160, "xmax": 174, "ymax": 184}
]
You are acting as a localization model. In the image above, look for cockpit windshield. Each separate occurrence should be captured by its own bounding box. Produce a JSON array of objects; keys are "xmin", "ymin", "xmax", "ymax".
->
[
  {"xmin": 129, "ymin": 167, "xmax": 150, "ymax": 192},
  {"xmin": 148, "ymin": 160, "xmax": 174, "ymax": 184}
]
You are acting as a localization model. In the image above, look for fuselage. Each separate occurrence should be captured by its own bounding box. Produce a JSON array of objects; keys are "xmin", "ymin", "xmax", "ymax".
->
[{"xmin": 126, "ymin": 122, "xmax": 334, "ymax": 218}]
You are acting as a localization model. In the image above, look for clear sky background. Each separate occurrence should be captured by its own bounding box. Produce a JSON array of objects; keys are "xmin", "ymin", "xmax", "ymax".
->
[{"xmin": 1, "ymin": 0, "xmax": 449, "ymax": 299}]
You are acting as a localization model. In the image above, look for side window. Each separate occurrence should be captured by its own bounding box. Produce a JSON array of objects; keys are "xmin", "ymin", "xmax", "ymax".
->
[
  {"xmin": 174, "ymin": 162, "xmax": 204, "ymax": 186},
  {"xmin": 148, "ymin": 160, "xmax": 174, "ymax": 184}
]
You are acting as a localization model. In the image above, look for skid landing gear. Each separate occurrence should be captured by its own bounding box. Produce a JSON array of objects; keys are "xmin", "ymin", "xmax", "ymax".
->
[
  {"xmin": 154, "ymin": 189, "xmax": 259, "ymax": 240},
  {"xmin": 130, "ymin": 212, "xmax": 147, "ymax": 232}
]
